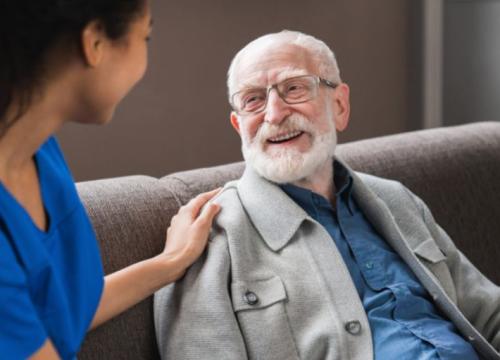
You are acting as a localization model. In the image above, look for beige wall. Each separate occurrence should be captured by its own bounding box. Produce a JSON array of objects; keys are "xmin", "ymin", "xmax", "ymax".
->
[{"xmin": 57, "ymin": 0, "xmax": 420, "ymax": 181}]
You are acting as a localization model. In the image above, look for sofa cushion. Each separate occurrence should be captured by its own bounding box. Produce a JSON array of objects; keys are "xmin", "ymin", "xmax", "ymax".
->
[{"xmin": 77, "ymin": 176, "xmax": 173, "ymax": 360}]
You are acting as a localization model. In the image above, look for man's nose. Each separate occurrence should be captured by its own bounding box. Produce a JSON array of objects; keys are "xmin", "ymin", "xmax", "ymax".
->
[{"xmin": 263, "ymin": 89, "xmax": 291, "ymax": 124}]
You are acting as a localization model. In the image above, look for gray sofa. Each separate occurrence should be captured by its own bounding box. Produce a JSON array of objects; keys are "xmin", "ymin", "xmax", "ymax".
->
[{"xmin": 77, "ymin": 122, "xmax": 500, "ymax": 359}]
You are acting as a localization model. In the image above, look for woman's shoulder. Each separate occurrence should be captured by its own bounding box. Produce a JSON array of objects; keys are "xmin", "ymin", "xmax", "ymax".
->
[
  {"xmin": 39, "ymin": 136, "xmax": 66, "ymax": 164},
  {"xmin": 38, "ymin": 135, "xmax": 70, "ymax": 175}
]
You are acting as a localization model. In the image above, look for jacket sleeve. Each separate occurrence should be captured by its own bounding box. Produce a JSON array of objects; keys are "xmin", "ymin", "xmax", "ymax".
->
[
  {"xmin": 408, "ymin": 189, "xmax": 500, "ymax": 350},
  {"xmin": 153, "ymin": 231, "xmax": 248, "ymax": 360}
]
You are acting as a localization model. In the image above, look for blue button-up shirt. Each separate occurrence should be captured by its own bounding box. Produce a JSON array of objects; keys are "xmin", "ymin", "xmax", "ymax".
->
[{"xmin": 281, "ymin": 162, "xmax": 478, "ymax": 360}]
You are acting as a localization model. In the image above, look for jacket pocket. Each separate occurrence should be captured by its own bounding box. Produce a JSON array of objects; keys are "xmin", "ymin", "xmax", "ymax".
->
[
  {"xmin": 413, "ymin": 238, "xmax": 446, "ymax": 263},
  {"xmin": 413, "ymin": 238, "xmax": 457, "ymax": 303},
  {"xmin": 231, "ymin": 276, "xmax": 300, "ymax": 360}
]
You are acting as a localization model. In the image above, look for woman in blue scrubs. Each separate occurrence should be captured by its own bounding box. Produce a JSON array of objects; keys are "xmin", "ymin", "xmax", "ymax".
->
[{"xmin": 0, "ymin": 1, "xmax": 220, "ymax": 359}]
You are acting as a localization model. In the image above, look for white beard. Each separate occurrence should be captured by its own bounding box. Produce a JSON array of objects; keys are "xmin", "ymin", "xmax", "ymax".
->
[{"xmin": 240, "ymin": 113, "xmax": 337, "ymax": 184}]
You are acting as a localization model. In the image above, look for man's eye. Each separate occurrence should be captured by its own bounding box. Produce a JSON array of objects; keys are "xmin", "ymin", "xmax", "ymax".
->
[
  {"xmin": 286, "ymin": 83, "xmax": 306, "ymax": 93},
  {"xmin": 283, "ymin": 82, "xmax": 309, "ymax": 100},
  {"xmin": 243, "ymin": 93, "xmax": 265, "ymax": 108},
  {"xmin": 246, "ymin": 96, "xmax": 259, "ymax": 104}
]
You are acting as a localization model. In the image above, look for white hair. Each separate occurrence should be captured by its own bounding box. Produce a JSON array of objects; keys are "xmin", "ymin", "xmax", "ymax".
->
[{"xmin": 227, "ymin": 30, "xmax": 342, "ymax": 99}]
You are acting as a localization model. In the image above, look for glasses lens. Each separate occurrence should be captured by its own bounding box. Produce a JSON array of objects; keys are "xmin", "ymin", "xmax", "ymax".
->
[
  {"xmin": 234, "ymin": 89, "xmax": 267, "ymax": 114},
  {"xmin": 232, "ymin": 76, "xmax": 319, "ymax": 114},
  {"xmin": 278, "ymin": 76, "xmax": 317, "ymax": 103}
]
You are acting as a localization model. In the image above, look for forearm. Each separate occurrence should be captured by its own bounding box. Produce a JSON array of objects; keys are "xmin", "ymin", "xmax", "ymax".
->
[{"xmin": 89, "ymin": 254, "xmax": 185, "ymax": 330}]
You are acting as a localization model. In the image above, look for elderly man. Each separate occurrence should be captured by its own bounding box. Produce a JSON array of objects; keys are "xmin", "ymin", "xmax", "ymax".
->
[{"xmin": 154, "ymin": 31, "xmax": 500, "ymax": 360}]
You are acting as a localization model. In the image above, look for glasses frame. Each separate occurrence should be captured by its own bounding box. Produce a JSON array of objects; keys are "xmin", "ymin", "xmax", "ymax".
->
[{"xmin": 230, "ymin": 75, "xmax": 338, "ymax": 115}]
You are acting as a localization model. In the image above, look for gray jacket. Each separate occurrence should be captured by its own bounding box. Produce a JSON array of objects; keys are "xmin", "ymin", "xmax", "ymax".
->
[{"xmin": 154, "ymin": 164, "xmax": 500, "ymax": 360}]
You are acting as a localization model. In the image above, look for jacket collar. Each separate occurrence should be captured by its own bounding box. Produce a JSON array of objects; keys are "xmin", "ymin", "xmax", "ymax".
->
[
  {"xmin": 236, "ymin": 157, "xmax": 410, "ymax": 253},
  {"xmin": 237, "ymin": 165, "xmax": 310, "ymax": 252},
  {"xmin": 348, "ymin": 168, "xmax": 418, "ymax": 261},
  {"xmin": 237, "ymin": 158, "xmax": 362, "ymax": 252}
]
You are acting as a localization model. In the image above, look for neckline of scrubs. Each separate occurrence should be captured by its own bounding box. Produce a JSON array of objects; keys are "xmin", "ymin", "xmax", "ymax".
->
[{"xmin": 0, "ymin": 148, "xmax": 52, "ymax": 236}]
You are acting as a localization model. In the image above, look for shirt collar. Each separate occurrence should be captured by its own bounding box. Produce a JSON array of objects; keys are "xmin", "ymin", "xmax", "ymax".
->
[{"xmin": 280, "ymin": 160, "xmax": 355, "ymax": 216}]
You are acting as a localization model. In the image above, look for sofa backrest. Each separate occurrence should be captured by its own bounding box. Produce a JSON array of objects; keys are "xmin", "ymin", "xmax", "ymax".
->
[{"xmin": 77, "ymin": 122, "xmax": 500, "ymax": 359}]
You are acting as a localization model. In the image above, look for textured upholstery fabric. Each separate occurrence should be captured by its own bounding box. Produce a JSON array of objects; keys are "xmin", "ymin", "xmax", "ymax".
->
[
  {"xmin": 336, "ymin": 122, "xmax": 500, "ymax": 285},
  {"xmin": 77, "ymin": 176, "xmax": 178, "ymax": 360},
  {"xmin": 76, "ymin": 122, "xmax": 500, "ymax": 359}
]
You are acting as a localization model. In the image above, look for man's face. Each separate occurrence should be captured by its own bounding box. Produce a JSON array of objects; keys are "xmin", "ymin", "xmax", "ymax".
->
[{"xmin": 230, "ymin": 42, "xmax": 349, "ymax": 184}]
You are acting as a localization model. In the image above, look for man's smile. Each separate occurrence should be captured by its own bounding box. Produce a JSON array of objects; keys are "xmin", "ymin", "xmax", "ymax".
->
[{"xmin": 266, "ymin": 130, "xmax": 305, "ymax": 144}]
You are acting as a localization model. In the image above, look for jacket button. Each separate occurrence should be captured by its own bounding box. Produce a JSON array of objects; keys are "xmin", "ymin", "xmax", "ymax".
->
[
  {"xmin": 244, "ymin": 291, "xmax": 259, "ymax": 305},
  {"xmin": 345, "ymin": 320, "xmax": 362, "ymax": 335}
]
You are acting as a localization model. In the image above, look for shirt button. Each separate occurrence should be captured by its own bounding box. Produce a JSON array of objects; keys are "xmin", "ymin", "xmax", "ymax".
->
[
  {"xmin": 244, "ymin": 291, "xmax": 259, "ymax": 305},
  {"xmin": 345, "ymin": 320, "xmax": 362, "ymax": 335},
  {"xmin": 365, "ymin": 262, "xmax": 374, "ymax": 269}
]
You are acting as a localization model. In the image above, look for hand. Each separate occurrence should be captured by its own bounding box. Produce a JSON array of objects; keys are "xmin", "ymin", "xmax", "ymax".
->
[{"xmin": 162, "ymin": 188, "xmax": 221, "ymax": 277}]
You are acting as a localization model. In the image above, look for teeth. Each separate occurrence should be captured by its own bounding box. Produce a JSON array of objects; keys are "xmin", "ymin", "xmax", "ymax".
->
[{"xmin": 269, "ymin": 130, "xmax": 302, "ymax": 142}]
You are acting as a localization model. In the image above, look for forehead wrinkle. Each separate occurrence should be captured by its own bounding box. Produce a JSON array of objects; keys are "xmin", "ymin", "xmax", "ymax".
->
[
  {"xmin": 275, "ymin": 67, "xmax": 309, "ymax": 82},
  {"xmin": 230, "ymin": 42, "xmax": 319, "ymax": 93}
]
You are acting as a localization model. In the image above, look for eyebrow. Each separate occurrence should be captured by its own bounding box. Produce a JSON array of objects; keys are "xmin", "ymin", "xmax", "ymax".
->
[
  {"xmin": 237, "ymin": 68, "xmax": 310, "ymax": 91},
  {"xmin": 275, "ymin": 68, "xmax": 308, "ymax": 82}
]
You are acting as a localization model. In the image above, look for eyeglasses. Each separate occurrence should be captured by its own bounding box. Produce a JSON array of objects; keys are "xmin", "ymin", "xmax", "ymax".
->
[{"xmin": 230, "ymin": 75, "xmax": 337, "ymax": 115}]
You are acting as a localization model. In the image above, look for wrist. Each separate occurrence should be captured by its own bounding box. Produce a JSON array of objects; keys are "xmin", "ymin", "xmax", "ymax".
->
[{"xmin": 152, "ymin": 252, "xmax": 188, "ymax": 286}]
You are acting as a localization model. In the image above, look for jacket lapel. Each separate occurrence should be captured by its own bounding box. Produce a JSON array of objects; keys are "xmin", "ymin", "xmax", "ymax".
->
[{"xmin": 237, "ymin": 166, "xmax": 309, "ymax": 252}]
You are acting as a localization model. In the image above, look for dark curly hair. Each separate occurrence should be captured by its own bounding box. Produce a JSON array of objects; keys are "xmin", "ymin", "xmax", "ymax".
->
[{"xmin": 0, "ymin": 0, "xmax": 147, "ymax": 130}]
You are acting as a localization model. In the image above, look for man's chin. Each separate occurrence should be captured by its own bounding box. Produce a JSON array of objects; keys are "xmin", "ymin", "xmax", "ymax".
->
[
  {"xmin": 241, "ymin": 120, "xmax": 338, "ymax": 184},
  {"xmin": 244, "ymin": 150, "xmax": 310, "ymax": 184},
  {"xmin": 243, "ymin": 138, "xmax": 336, "ymax": 185}
]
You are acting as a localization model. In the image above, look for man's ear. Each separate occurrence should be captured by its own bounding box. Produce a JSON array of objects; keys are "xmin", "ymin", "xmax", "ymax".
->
[
  {"xmin": 81, "ymin": 20, "xmax": 106, "ymax": 67},
  {"xmin": 230, "ymin": 112, "xmax": 241, "ymax": 135},
  {"xmin": 331, "ymin": 83, "xmax": 350, "ymax": 132}
]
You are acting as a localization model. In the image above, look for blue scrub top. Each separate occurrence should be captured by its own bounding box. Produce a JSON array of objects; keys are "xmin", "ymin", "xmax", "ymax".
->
[{"xmin": 0, "ymin": 137, "xmax": 104, "ymax": 359}]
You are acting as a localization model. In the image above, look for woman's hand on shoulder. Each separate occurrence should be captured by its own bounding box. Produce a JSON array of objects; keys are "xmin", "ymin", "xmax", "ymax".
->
[
  {"xmin": 161, "ymin": 188, "xmax": 221, "ymax": 279},
  {"xmin": 90, "ymin": 188, "xmax": 221, "ymax": 329}
]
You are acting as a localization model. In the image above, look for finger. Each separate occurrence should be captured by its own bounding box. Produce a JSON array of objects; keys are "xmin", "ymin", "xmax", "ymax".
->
[
  {"xmin": 196, "ymin": 188, "xmax": 222, "ymax": 202},
  {"xmin": 168, "ymin": 214, "xmax": 177, "ymax": 226},
  {"xmin": 184, "ymin": 188, "xmax": 222, "ymax": 215},
  {"xmin": 194, "ymin": 202, "xmax": 221, "ymax": 229}
]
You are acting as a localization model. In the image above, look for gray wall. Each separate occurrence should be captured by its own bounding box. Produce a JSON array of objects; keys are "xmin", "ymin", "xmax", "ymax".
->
[
  {"xmin": 57, "ymin": 0, "xmax": 421, "ymax": 181},
  {"xmin": 444, "ymin": 0, "xmax": 500, "ymax": 126}
]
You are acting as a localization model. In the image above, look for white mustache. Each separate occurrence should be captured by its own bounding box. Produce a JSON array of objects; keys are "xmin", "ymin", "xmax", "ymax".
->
[{"xmin": 253, "ymin": 114, "xmax": 316, "ymax": 145}]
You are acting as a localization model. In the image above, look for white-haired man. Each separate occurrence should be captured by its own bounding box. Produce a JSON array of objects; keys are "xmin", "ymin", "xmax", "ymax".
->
[{"xmin": 154, "ymin": 31, "xmax": 500, "ymax": 360}]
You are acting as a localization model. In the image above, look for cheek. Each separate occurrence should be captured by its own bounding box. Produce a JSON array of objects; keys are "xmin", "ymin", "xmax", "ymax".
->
[
  {"xmin": 114, "ymin": 48, "xmax": 148, "ymax": 101},
  {"xmin": 241, "ymin": 117, "xmax": 263, "ymax": 142},
  {"xmin": 118, "ymin": 40, "xmax": 148, "ymax": 85},
  {"xmin": 308, "ymin": 103, "xmax": 334, "ymax": 134},
  {"xmin": 135, "ymin": 46, "xmax": 148, "ymax": 82}
]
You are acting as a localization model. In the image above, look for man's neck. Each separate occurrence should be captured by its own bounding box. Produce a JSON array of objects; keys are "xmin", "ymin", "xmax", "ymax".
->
[{"xmin": 291, "ymin": 160, "xmax": 335, "ymax": 204}]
